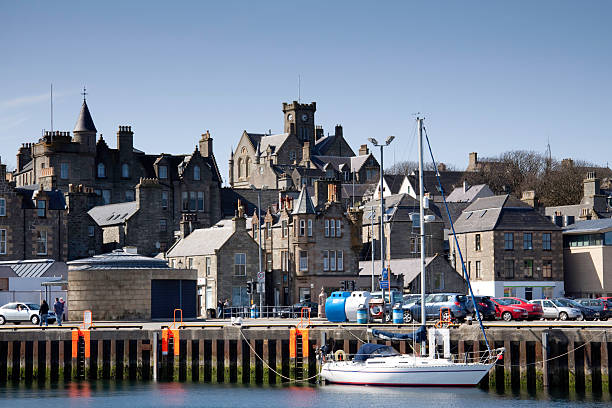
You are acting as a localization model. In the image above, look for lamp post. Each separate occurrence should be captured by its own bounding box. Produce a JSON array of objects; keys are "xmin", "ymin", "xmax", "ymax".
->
[
  {"xmin": 368, "ymin": 136, "xmax": 395, "ymax": 319},
  {"xmin": 250, "ymin": 184, "xmax": 268, "ymax": 316},
  {"xmin": 359, "ymin": 204, "xmax": 377, "ymax": 292}
]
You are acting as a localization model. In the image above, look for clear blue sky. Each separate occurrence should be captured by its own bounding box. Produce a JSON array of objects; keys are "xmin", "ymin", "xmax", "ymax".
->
[{"xmin": 1, "ymin": 1, "xmax": 611, "ymax": 184}]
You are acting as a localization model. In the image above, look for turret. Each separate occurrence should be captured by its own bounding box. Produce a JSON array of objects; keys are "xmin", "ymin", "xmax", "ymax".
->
[{"xmin": 73, "ymin": 100, "xmax": 97, "ymax": 154}]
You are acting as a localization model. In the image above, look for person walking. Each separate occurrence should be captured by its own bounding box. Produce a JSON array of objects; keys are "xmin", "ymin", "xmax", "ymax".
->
[
  {"xmin": 217, "ymin": 300, "xmax": 223, "ymax": 320},
  {"xmin": 223, "ymin": 299, "xmax": 230, "ymax": 318},
  {"xmin": 53, "ymin": 297, "xmax": 64, "ymax": 326},
  {"xmin": 39, "ymin": 299, "xmax": 49, "ymax": 327}
]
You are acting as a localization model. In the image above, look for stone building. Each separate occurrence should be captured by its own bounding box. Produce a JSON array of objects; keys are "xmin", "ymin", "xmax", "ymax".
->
[
  {"xmin": 165, "ymin": 209, "xmax": 260, "ymax": 316},
  {"xmin": 0, "ymin": 157, "xmax": 102, "ymax": 262},
  {"xmin": 449, "ymin": 195, "xmax": 564, "ymax": 299},
  {"xmin": 250, "ymin": 181, "xmax": 362, "ymax": 305},
  {"xmin": 68, "ymin": 247, "xmax": 197, "ymax": 320},
  {"xmin": 228, "ymin": 101, "xmax": 379, "ymax": 191},
  {"xmin": 12, "ymin": 98, "xmax": 223, "ymax": 239}
]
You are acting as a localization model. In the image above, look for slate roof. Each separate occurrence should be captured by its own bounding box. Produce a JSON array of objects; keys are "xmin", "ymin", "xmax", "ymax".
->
[
  {"xmin": 220, "ymin": 188, "xmax": 279, "ymax": 218},
  {"xmin": 361, "ymin": 193, "xmax": 443, "ymax": 224},
  {"xmin": 446, "ymin": 184, "xmax": 494, "ymax": 203},
  {"xmin": 0, "ymin": 259, "xmax": 67, "ymax": 278},
  {"xmin": 166, "ymin": 219, "xmax": 237, "ymax": 257},
  {"xmin": 409, "ymin": 170, "xmax": 464, "ymax": 197},
  {"xmin": 384, "ymin": 174, "xmax": 407, "ymax": 195},
  {"xmin": 359, "ymin": 256, "xmax": 436, "ymax": 284},
  {"xmin": 73, "ymin": 100, "xmax": 97, "ymax": 133},
  {"xmin": 313, "ymin": 135, "xmax": 337, "ymax": 155},
  {"xmin": 88, "ymin": 201, "xmax": 138, "ymax": 227},
  {"xmin": 292, "ymin": 187, "xmax": 315, "ymax": 215},
  {"xmin": 563, "ymin": 218, "xmax": 612, "ymax": 234},
  {"xmin": 311, "ymin": 154, "xmax": 372, "ymax": 173},
  {"xmin": 15, "ymin": 187, "xmax": 66, "ymax": 210},
  {"xmin": 453, "ymin": 195, "xmax": 559, "ymax": 234},
  {"xmin": 68, "ymin": 248, "xmax": 169, "ymax": 270},
  {"xmin": 245, "ymin": 133, "xmax": 290, "ymax": 156}
]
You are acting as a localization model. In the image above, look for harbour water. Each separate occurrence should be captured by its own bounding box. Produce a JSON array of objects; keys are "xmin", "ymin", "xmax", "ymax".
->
[{"xmin": 0, "ymin": 382, "xmax": 610, "ymax": 408}]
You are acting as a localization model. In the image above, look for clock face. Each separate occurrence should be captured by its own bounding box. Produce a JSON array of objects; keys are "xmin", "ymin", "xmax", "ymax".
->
[
  {"xmin": 301, "ymin": 113, "xmax": 309, "ymax": 122},
  {"xmin": 287, "ymin": 114, "xmax": 293, "ymax": 121}
]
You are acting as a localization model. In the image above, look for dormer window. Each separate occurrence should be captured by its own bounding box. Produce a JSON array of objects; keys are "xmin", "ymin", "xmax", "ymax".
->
[
  {"xmin": 37, "ymin": 200, "xmax": 46, "ymax": 218},
  {"xmin": 97, "ymin": 163, "xmax": 106, "ymax": 178},
  {"xmin": 121, "ymin": 163, "xmax": 130, "ymax": 178},
  {"xmin": 194, "ymin": 165, "xmax": 201, "ymax": 181},
  {"xmin": 159, "ymin": 165, "xmax": 168, "ymax": 179}
]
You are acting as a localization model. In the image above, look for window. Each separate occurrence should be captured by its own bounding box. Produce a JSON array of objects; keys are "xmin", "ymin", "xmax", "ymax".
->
[
  {"xmin": 188, "ymin": 258, "xmax": 193, "ymax": 269},
  {"xmin": 542, "ymin": 260, "xmax": 552, "ymax": 278},
  {"xmin": 324, "ymin": 219, "xmax": 329, "ymax": 237},
  {"xmin": 330, "ymin": 250, "xmax": 336, "ymax": 271},
  {"xmin": 475, "ymin": 234, "xmax": 481, "ymax": 251},
  {"xmin": 504, "ymin": 232, "xmax": 514, "ymax": 250},
  {"xmin": 234, "ymin": 253, "xmax": 246, "ymax": 276},
  {"xmin": 37, "ymin": 200, "xmax": 46, "ymax": 217},
  {"xmin": 299, "ymin": 250, "xmax": 308, "ymax": 271},
  {"xmin": 97, "ymin": 163, "xmax": 106, "ymax": 178},
  {"xmin": 504, "ymin": 259, "xmax": 514, "ymax": 278},
  {"xmin": 289, "ymin": 151, "xmax": 296, "ymax": 161},
  {"xmin": 330, "ymin": 219, "xmax": 335, "ymax": 237},
  {"xmin": 467, "ymin": 261, "xmax": 471, "ymax": 278},
  {"xmin": 307, "ymin": 219, "xmax": 313, "ymax": 237},
  {"xmin": 158, "ymin": 165, "xmax": 168, "ymax": 179},
  {"xmin": 36, "ymin": 230, "xmax": 47, "ymax": 255},
  {"xmin": 475, "ymin": 261, "xmax": 481, "ymax": 279},
  {"xmin": 162, "ymin": 191, "xmax": 168, "ymax": 210},
  {"xmin": 433, "ymin": 270, "xmax": 444, "ymax": 290},
  {"xmin": 159, "ymin": 219, "xmax": 167, "ymax": 232},
  {"xmin": 523, "ymin": 233, "xmax": 533, "ymax": 250},
  {"xmin": 102, "ymin": 190, "xmax": 111, "ymax": 205},
  {"xmin": 205, "ymin": 257, "xmax": 211, "ymax": 276},
  {"xmin": 323, "ymin": 251, "xmax": 329, "ymax": 271},
  {"xmin": 0, "ymin": 229, "xmax": 6, "ymax": 254},
  {"xmin": 299, "ymin": 220, "xmax": 305, "ymax": 236},
  {"xmin": 337, "ymin": 251, "xmax": 343, "ymax": 271},
  {"xmin": 336, "ymin": 219, "xmax": 341, "ymax": 237},
  {"xmin": 266, "ymin": 222, "xmax": 271, "ymax": 239},
  {"xmin": 266, "ymin": 252, "xmax": 272, "ymax": 271},
  {"xmin": 60, "ymin": 163, "xmax": 69, "ymax": 179},
  {"xmin": 189, "ymin": 191, "xmax": 197, "ymax": 211},
  {"xmin": 524, "ymin": 287, "xmax": 533, "ymax": 301},
  {"xmin": 232, "ymin": 286, "xmax": 249, "ymax": 307},
  {"xmin": 88, "ymin": 226, "xmax": 95, "ymax": 237},
  {"xmin": 281, "ymin": 251, "xmax": 289, "ymax": 272},
  {"xmin": 543, "ymin": 287, "xmax": 554, "ymax": 299},
  {"xmin": 121, "ymin": 163, "xmax": 129, "ymax": 178},
  {"xmin": 125, "ymin": 190, "xmax": 134, "ymax": 202},
  {"xmin": 282, "ymin": 220, "xmax": 288, "ymax": 237},
  {"xmin": 194, "ymin": 165, "xmax": 200, "ymax": 181},
  {"xmin": 542, "ymin": 233, "xmax": 551, "ymax": 251},
  {"xmin": 237, "ymin": 158, "xmax": 243, "ymax": 178},
  {"xmin": 197, "ymin": 192, "xmax": 204, "ymax": 211},
  {"xmin": 182, "ymin": 191, "xmax": 188, "ymax": 211},
  {"xmin": 523, "ymin": 259, "xmax": 533, "ymax": 278},
  {"xmin": 0, "ymin": 198, "xmax": 6, "ymax": 216}
]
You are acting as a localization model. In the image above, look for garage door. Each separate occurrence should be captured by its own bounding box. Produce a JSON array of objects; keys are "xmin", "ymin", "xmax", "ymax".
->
[{"xmin": 151, "ymin": 280, "xmax": 197, "ymax": 319}]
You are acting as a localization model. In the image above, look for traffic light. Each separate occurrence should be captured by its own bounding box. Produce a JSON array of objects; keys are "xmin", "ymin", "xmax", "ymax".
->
[
  {"xmin": 246, "ymin": 281, "xmax": 252, "ymax": 295},
  {"xmin": 347, "ymin": 280, "xmax": 355, "ymax": 291}
]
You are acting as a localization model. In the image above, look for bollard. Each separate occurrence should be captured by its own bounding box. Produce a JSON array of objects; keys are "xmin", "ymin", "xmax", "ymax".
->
[{"xmin": 356, "ymin": 305, "xmax": 368, "ymax": 324}]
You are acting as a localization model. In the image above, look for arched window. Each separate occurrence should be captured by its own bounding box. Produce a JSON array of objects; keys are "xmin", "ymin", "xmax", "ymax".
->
[
  {"xmin": 245, "ymin": 158, "xmax": 251, "ymax": 178},
  {"xmin": 194, "ymin": 165, "xmax": 201, "ymax": 181},
  {"xmin": 121, "ymin": 163, "xmax": 129, "ymax": 178},
  {"xmin": 97, "ymin": 163, "xmax": 106, "ymax": 178},
  {"xmin": 237, "ymin": 158, "xmax": 243, "ymax": 178}
]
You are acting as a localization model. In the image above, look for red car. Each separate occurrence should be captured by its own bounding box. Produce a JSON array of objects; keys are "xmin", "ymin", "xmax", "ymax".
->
[
  {"xmin": 490, "ymin": 298, "xmax": 528, "ymax": 321},
  {"xmin": 497, "ymin": 297, "xmax": 543, "ymax": 320}
]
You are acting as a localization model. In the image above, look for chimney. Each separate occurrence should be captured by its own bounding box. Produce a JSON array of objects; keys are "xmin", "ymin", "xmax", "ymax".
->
[
  {"xmin": 335, "ymin": 124, "xmax": 343, "ymax": 138},
  {"xmin": 233, "ymin": 200, "xmax": 246, "ymax": 232},
  {"xmin": 179, "ymin": 213, "xmax": 199, "ymax": 238},
  {"xmin": 302, "ymin": 141, "xmax": 311, "ymax": 166},
  {"xmin": 199, "ymin": 130, "xmax": 213, "ymax": 158},
  {"xmin": 117, "ymin": 126, "xmax": 134, "ymax": 157},
  {"xmin": 583, "ymin": 171, "xmax": 600, "ymax": 198},
  {"xmin": 358, "ymin": 144, "xmax": 369, "ymax": 156},
  {"xmin": 468, "ymin": 152, "xmax": 478, "ymax": 170},
  {"xmin": 463, "ymin": 180, "xmax": 469, "ymax": 193},
  {"xmin": 0, "ymin": 157, "xmax": 6, "ymax": 182},
  {"xmin": 521, "ymin": 190, "xmax": 537, "ymax": 208},
  {"xmin": 315, "ymin": 126, "xmax": 324, "ymax": 141},
  {"xmin": 16, "ymin": 143, "xmax": 32, "ymax": 172},
  {"xmin": 437, "ymin": 162, "xmax": 447, "ymax": 172}
]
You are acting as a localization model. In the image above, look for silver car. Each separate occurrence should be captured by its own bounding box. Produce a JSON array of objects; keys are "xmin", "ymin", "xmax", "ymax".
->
[
  {"xmin": 0, "ymin": 302, "xmax": 55, "ymax": 325},
  {"xmin": 528, "ymin": 299, "xmax": 582, "ymax": 321}
]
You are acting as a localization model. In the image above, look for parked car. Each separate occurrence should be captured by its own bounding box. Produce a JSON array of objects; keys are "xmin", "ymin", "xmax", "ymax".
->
[
  {"xmin": 279, "ymin": 301, "xmax": 318, "ymax": 318},
  {"xmin": 465, "ymin": 296, "xmax": 497, "ymax": 321},
  {"xmin": 598, "ymin": 297, "xmax": 612, "ymax": 311},
  {"xmin": 0, "ymin": 302, "xmax": 56, "ymax": 325},
  {"xmin": 369, "ymin": 290, "xmax": 403, "ymax": 322},
  {"xmin": 528, "ymin": 299, "xmax": 582, "ymax": 321},
  {"xmin": 495, "ymin": 297, "xmax": 543, "ymax": 320},
  {"xmin": 403, "ymin": 293, "xmax": 469, "ymax": 323},
  {"xmin": 554, "ymin": 298, "xmax": 599, "ymax": 321},
  {"xmin": 490, "ymin": 298, "xmax": 528, "ymax": 321},
  {"xmin": 576, "ymin": 298, "xmax": 610, "ymax": 321}
]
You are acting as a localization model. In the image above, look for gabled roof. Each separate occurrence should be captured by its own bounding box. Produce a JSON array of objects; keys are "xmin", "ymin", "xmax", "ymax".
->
[
  {"xmin": 311, "ymin": 154, "xmax": 373, "ymax": 173},
  {"xmin": 88, "ymin": 201, "xmax": 139, "ymax": 227},
  {"xmin": 446, "ymin": 184, "xmax": 494, "ymax": 203},
  {"xmin": 292, "ymin": 187, "xmax": 315, "ymax": 215},
  {"xmin": 166, "ymin": 219, "xmax": 236, "ymax": 257},
  {"xmin": 383, "ymin": 174, "xmax": 407, "ymax": 195},
  {"xmin": 563, "ymin": 218, "xmax": 612, "ymax": 234},
  {"xmin": 453, "ymin": 195, "xmax": 559, "ymax": 233},
  {"xmin": 245, "ymin": 133, "xmax": 290, "ymax": 156},
  {"xmin": 408, "ymin": 170, "xmax": 464, "ymax": 197},
  {"xmin": 15, "ymin": 187, "xmax": 66, "ymax": 210},
  {"xmin": 220, "ymin": 188, "xmax": 279, "ymax": 218},
  {"xmin": 73, "ymin": 100, "xmax": 97, "ymax": 133},
  {"xmin": 313, "ymin": 135, "xmax": 337, "ymax": 155}
]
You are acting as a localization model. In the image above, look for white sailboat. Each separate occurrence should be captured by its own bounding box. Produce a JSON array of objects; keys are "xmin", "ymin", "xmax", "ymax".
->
[{"xmin": 319, "ymin": 118, "xmax": 504, "ymax": 387}]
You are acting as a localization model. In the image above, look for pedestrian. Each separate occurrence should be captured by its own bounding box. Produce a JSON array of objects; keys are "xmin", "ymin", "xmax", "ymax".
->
[
  {"xmin": 223, "ymin": 299, "xmax": 230, "ymax": 318},
  {"xmin": 53, "ymin": 297, "xmax": 64, "ymax": 326},
  {"xmin": 39, "ymin": 299, "xmax": 50, "ymax": 327},
  {"xmin": 217, "ymin": 300, "xmax": 223, "ymax": 319}
]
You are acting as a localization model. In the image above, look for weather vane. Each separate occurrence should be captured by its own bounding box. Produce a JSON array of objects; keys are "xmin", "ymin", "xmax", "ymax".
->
[{"xmin": 81, "ymin": 86, "xmax": 88, "ymax": 102}]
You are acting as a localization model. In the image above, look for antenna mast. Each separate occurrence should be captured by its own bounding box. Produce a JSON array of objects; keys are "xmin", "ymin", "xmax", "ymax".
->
[
  {"xmin": 50, "ymin": 84, "xmax": 53, "ymax": 132},
  {"xmin": 298, "ymin": 75, "xmax": 301, "ymax": 103}
]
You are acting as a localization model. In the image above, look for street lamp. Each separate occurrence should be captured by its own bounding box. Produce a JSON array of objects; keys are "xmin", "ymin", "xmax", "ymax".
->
[
  {"xmin": 250, "ymin": 184, "xmax": 268, "ymax": 316},
  {"xmin": 368, "ymin": 136, "xmax": 395, "ymax": 318}
]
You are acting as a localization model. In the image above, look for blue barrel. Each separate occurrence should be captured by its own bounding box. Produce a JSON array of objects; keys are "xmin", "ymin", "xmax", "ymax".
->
[
  {"xmin": 325, "ymin": 291, "xmax": 351, "ymax": 322},
  {"xmin": 392, "ymin": 304, "xmax": 403, "ymax": 324},
  {"xmin": 250, "ymin": 305, "xmax": 258, "ymax": 318},
  {"xmin": 356, "ymin": 306, "xmax": 368, "ymax": 324}
]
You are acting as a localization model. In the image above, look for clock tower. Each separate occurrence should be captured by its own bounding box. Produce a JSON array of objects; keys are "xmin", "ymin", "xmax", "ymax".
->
[{"xmin": 282, "ymin": 101, "xmax": 316, "ymax": 146}]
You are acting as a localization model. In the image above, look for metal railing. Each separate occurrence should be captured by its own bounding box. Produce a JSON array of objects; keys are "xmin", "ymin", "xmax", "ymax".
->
[{"xmin": 213, "ymin": 305, "xmax": 316, "ymax": 319}]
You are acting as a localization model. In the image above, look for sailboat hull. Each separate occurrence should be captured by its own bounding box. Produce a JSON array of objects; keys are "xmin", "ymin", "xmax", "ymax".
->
[{"xmin": 320, "ymin": 359, "xmax": 495, "ymax": 387}]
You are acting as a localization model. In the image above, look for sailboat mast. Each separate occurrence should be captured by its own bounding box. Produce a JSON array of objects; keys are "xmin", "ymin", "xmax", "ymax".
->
[{"xmin": 418, "ymin": 117, "xmax": 426, "ymax": 327}]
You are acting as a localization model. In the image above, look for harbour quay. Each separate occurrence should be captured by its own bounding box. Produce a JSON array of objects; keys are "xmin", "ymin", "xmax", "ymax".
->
[{"xmin": 0, "ymin": 324, "xmax": 609, "ymax": 394}]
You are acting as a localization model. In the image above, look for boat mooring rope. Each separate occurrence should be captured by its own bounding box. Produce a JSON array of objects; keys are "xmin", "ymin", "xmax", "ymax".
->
[{"xmin": 238, "ymin": 328, "xmax": 320, "ymax": 383}]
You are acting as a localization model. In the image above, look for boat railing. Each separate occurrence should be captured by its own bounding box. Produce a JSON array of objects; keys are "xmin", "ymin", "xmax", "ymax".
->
[{"xmin": 321, "ymin": 347, "xmax": 505, "ymax": 364}]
